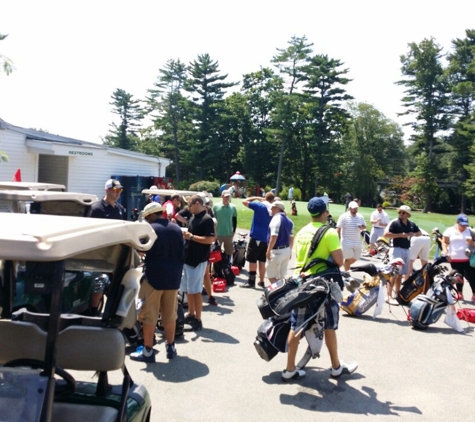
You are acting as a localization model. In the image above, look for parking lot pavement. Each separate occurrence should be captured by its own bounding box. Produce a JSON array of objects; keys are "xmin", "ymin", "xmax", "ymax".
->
[{"xmin": 111, "ymin": 236, "xmax": 475, "ymax": 421}]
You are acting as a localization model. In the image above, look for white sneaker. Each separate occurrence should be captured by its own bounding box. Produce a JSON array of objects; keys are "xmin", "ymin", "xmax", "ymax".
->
[
  {"xmin": 331, "ymin": 361, "xmax": 358, "ymax": 378},
  {"xmin": 281, "ymin": 368, "xmax": 306, "ymax": 382}
]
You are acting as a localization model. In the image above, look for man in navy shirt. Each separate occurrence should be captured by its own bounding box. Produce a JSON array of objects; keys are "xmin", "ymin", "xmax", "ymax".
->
[{"xmin": 130, "ymin": 202, "xmax": 185, "ymax": 362}]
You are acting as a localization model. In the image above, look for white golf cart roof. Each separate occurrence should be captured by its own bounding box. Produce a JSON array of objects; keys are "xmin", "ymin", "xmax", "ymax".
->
[
  {"xmin": 0, "ymin": 190, "xmax": 98, "ymax": 215},
  {"xmin": 0, "ymin": 190, "xmax": 97, "ymax": 205},
  {"xmin": 0, "ymin": 182, "xmax": 66, "ymax": 191},
  {"xmin": 0, "ymin": 214, "xmax": 156, "ymax": 264}
]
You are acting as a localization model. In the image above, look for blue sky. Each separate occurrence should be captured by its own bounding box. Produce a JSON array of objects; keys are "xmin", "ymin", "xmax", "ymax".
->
[{"xmin": 1, "ymin": 0, "xmax": 474, "ymax": 144}]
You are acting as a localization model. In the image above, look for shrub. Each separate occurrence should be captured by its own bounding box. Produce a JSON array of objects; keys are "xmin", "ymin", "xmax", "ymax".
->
[
  {"xmin": 189, "ymin": 180, "xmax": 220, "ymax": 196},
  {"xmin": 382, "ymin": 201, "xmax": 391, "ymax": 208}
]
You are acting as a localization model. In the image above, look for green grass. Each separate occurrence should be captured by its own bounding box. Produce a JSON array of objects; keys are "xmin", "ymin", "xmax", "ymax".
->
[
  {"xmin": 234, "ymin": 200, "xmax": 459, "ymax": 260},
  {"xmin": 234, "ymin": 200, "xmax": 458, "ymax": 234}
]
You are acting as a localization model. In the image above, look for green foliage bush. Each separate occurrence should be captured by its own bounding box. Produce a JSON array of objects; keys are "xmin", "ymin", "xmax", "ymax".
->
[
  {"xmin": 189, "ymin": 180, "xmax": 220, "ymax": 196},
  {"xmin": 382, "ymin": 201, "xmax": 391, "ymax": 208}
]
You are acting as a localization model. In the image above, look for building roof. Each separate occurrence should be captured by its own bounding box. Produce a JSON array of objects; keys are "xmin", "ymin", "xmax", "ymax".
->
[{"xmin": 0, "ymin": 118, "xmax": 171, "ymax": 165}]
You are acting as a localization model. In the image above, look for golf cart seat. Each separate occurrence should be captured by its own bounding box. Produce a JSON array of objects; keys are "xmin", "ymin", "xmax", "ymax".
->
[
  {"xmin": 0, "ymin": 320, "xmax": 126, "ymax": 422},
  {"xmin": 0, "ymin": 321, "xmax": 125, "ymax": 371}
]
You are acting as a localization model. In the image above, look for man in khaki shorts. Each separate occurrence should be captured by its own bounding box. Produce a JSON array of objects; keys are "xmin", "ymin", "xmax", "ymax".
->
[{"xmin": 130, "ymin": 202, "xmax": 185, "ymax": 362}]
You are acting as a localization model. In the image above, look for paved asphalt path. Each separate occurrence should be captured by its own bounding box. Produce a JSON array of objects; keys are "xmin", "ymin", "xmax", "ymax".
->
[{"xmin": 101, "ymin": 230, "xmax": 475, "ymax": 422}]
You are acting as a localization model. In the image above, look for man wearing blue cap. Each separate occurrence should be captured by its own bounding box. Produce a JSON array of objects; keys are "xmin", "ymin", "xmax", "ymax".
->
[{"xmin": 282, "ymin": 196, "xmax": 357, "ymax": 382}]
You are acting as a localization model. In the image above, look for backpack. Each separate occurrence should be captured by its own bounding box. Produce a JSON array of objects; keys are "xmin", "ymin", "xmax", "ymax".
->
[{"xmin": 253, "ymin": 314, "xmax": 290, "ymax": 362}]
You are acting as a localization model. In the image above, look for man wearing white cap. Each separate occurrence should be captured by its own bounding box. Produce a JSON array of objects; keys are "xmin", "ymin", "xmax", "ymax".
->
[
  {"xmin": 266, "ymin": 201, "xmax": 294, "ymax": 284},
  {"xmin": 384, "ymin": 205, "xmax": 421, "ymax": 304},
  {"xmin": 336, "ymin": 201, "xmax": 366, "ymax": 271}
]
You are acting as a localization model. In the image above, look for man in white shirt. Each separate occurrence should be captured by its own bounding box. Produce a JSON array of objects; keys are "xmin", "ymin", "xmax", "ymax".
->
[
  {"xmin": 369, "ymin": 204, "xmax": 389, "ymax": 253},
  {"xmin": 336, "ymin": 201, "xmax": 366, "ymax": 271}
]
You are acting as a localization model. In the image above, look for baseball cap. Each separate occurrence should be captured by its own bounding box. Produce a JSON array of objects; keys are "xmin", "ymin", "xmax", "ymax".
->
[
  {"xmin": 457, "ymin": 214, "xmax": 469, "ymax": 226},
  {"xmin": 105, "ymin": 179, "xmax": 123, "ymax": 189},
  {"xmin": 199, "ymin": 192, "xmax": 210, "ymax": 204},
  {"xmin": 308, "ymin": 197, "xmax": 328, "ymax": 216},
  {"xmin": 142, "ymin": 202, "xmax": 164, "ymax": 218},
  {"xmin": 271, "ymin": 200, "xmax": 285, "ymax": 211},
  {"xmin": 222, "ymin": 190, "xmax": 231, "ymax": 197},
  {"xmin": 348, "ymin": 201, "xmax": 358, "ymax": 209}
]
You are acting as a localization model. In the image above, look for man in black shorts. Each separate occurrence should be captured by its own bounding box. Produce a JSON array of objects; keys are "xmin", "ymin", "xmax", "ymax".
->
[{"xmin": 240, "ymin": 192, "xmax": 275, "ymax": 288}]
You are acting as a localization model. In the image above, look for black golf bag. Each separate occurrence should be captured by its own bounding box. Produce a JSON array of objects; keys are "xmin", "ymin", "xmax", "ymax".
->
[
  {"xmin": 409, "ymin": 272, "xmax": 458, "ymax": 330},
  {"xmin": 213, "ymin": 251, "xmax": 236, "ymax": 286},
  {"xmin": 397, "ymin": 256, "xmax": 447, "ymax": 306}
]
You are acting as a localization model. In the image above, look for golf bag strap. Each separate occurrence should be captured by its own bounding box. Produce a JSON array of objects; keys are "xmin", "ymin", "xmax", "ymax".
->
[
  {"xmin": 307, "ymin": 225, "xmax": 331, "ymax": 259},
  {"xmin": 300, "ymin": 258, "xmax": 337, "ymax": 274}
]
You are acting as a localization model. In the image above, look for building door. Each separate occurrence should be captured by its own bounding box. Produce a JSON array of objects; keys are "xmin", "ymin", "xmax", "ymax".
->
[{"xmin": 38, "ymin": 155, "xmax": 69, "ymax": 188}]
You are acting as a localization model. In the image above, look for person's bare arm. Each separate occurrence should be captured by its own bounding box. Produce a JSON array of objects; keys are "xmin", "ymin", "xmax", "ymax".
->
[{"xmin": 330, "ymin": 249, "xmax": 344, "ymax": 267}]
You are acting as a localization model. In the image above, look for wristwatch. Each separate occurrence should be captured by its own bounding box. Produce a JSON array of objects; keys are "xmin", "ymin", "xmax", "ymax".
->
[{"xmin": 190, "ymin": 234, "xmax": 194, "ymax": 240}]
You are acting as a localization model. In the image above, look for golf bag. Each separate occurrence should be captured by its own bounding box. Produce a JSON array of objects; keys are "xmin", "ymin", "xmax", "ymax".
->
[
  {"xmin": 340, "ymin": 274, "xmax": 381, "ymax": 316},
  {"xmin": 254, "ymin": 314, "xmax": 291, "ymax": 362},
  {"xmin": 257, "ymin": 277, "xmax": 300, "ymax": 319},
  {"xmin": 123, "ymin": 321, "xmax": 144, "ymax": 346},
  {"xmin": 409, "ymin": 272, "xmax": 457, "ymax": 330},
  {"xmin": 213, "ymin": 251, "xmax": 235, "ymax": 286},
  {"xmin": 397, "ymin": 256, "xmax": 447, "ymax": 306},
  {"xmin": 232, "ymin": 239, "xmax": 247, "ymax": 269},
  {"xmin": 360, "ymin": 230, "xmax": 371, "ymax": 247}
]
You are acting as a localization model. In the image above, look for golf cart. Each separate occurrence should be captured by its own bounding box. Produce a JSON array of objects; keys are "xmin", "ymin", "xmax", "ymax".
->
[
  {"xmin": 0, "ymin": 189, "xmax": 97, "ymax": 216},
  {"xmin": 0, "ymin": 182, "xmax": 66, "ymax": 191},
  {"xmin": 0, "ymin": 190, "xmax": 99, "ymax": 314},
  {"xmin": 0, "ymin": 213, "xmax": 156, "ymax": 422}
]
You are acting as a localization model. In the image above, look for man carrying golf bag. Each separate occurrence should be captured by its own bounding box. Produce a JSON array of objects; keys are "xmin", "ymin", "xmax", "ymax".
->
[{"xmin": 282, "ymin": 196, "xmax": 358, "ymax": 382}]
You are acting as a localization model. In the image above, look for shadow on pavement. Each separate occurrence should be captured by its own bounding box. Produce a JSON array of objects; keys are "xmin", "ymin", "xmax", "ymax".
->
[
  {"xmin": 276, "ymin": 372, "xmax": 422, "ymax": 417},
  {"xmin": 141, "ymin": 355, "xmax": 209, "ymax": 383}
]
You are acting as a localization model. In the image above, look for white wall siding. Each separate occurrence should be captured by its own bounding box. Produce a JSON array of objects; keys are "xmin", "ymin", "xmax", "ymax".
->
[
  {"xmin": 0, "ymin": 129, "xmax": 37, "ymax": 181},
  {"xmin": 68, "ymin": 151, "xmax": 160, "ymax": 198}
]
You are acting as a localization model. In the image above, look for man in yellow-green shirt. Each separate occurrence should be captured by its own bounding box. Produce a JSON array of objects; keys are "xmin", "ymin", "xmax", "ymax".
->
[{"xmin": 281, "ymin": 196, "xmax": 358, "ymax": 382}]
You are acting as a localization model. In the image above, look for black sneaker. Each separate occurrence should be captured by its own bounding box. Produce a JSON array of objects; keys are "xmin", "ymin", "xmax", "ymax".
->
[
  {"xmin": 240, "ymin": 282, "xmax": 255, "ymax": 289},
  {"xmin": 208, "ymin": 296, "xmax": 218, "ymax": 306},
  {"xmin": 166, "ymin": 343, "xmax": 177, "ymax": 359},
  {"xmin": 190, "ymin": 318, "xmax": 203, "ymax": 331},
  {"xmin": 184, "ymin": 313, "xmax": 196, "ymax": 324}
]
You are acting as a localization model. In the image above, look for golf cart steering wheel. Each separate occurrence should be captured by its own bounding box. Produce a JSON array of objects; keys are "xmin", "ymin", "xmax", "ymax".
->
[{"xmin": 4, "ymin": 358, "xmax": 76, "ymax": 397}]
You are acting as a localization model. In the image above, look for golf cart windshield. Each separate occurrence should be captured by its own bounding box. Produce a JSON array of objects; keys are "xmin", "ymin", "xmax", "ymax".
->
[{"xmin": 0, "ymin": 190, "xmax": 98, "ymax": 216}]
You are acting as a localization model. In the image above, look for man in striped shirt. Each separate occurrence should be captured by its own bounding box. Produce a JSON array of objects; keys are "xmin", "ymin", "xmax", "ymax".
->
[{"xmin": 336, "ymin": 201, "xmax": 367, "ymax": 271}]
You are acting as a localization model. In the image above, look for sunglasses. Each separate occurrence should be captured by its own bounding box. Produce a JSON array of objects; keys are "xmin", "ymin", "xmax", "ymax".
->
[
  {"xmin": 111, "ymin": 188, "xmax": 123, "ymax": 193},
  {"xmin": 398, "ymin": 211, "xmax": 407, "ymax": 215}
]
